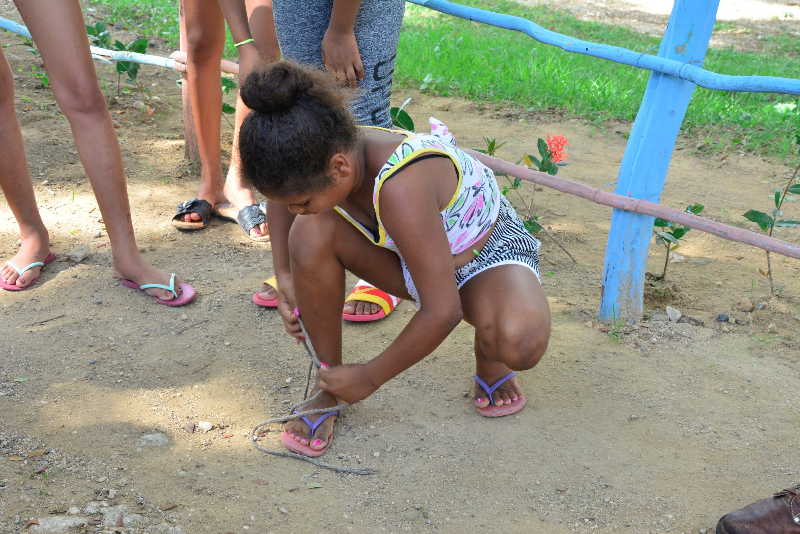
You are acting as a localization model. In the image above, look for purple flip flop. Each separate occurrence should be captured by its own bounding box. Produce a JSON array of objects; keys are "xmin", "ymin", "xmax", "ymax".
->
[
  {"xmin": 120, "ymin": 272, "xmax": 196, "ymax": 307},
  {"xmin": 474, "ymin": 372, "xmax": 527, "ymax": 417},
  {"xmin": 280, "ymin": 410, "xmax": 338, "ymax": 457}
]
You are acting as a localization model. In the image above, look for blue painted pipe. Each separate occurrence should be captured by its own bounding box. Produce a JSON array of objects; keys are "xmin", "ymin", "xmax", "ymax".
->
[{"xmin": 408, "ymin": 0, "xmax": 800, "ymax": 95}]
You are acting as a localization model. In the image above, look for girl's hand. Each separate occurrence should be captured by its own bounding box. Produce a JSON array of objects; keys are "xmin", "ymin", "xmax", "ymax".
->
[
  {"xmin": 318, "ymin": 363, "xmax": 378, "ymax": 404},
  {"xmin": 321, "ymin": 28, "xmax": 364, "ymax": 88},
  {"xmin": 275, "ymin": 273, "xmax": 304, "ymax": 342}
]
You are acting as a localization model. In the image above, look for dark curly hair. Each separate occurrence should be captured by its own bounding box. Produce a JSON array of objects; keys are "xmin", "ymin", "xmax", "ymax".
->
[{"xmin": 238, "ymin": 60, "xmax": 358, "ymax": 197}]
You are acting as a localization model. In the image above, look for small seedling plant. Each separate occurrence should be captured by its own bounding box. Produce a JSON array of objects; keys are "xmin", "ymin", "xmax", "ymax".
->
[
  {"xmin": 113, "ymin": 38, "xmax": 149, "ymax": 94},
  {"xmin": 86, "ymin": 22, "xmax": 111, "ymax": 48},
  {"xmin": 652, "ymin": 203, "xmax": 705, "ymax": 280},
  {"xmin": 221, "ymin": 76, "xmax": 238, "ymax": 114},
  {"xmin": 742, "ymin": 158, "xmax": 800, "ymax": 296}
]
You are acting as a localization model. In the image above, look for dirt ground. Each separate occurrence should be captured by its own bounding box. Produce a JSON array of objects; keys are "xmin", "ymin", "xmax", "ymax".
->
[{"xmin": 2, "ymin": 4, "xmax": 800, "ymax": 534}]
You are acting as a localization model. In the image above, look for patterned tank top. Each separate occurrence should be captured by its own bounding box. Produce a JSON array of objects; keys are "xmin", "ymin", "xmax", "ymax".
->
[{"xmin": 334, "ymin": 118, "xmax": 502, "ymax": 256}]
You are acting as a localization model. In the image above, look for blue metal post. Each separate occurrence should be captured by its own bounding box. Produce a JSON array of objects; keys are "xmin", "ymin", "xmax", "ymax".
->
[{"xmin": 598, "ymin": 0, "xmax": 720, "ymax": 322}]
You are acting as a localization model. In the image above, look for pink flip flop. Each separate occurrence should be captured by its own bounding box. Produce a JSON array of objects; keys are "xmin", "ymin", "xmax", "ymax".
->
[
  {"xmin": 474, "ymin": 372, "xmax": 527, "ymax": 417},
  {"xmin": 120, "ymin": 273, "xmax": 196, "ymax": 307},
  {"xmin": 252, "ymin": 275, "xmax": 278, "ymax": 308},
  {"xmin": 1, "ymin": 252, "xmax": 56, "ymax": 291},
  {"xmin": 280, "ymin": 410, "xmax": 337, "ymax": 457}
]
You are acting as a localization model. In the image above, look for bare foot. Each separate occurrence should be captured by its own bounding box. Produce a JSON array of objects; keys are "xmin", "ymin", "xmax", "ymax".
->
[
  {"xmin": 283, "ymin": 389, "xmax": 338, "ymax": 452},
  {"xmin": 114, "ymin": 259, "xmax": 186, "ymax": 301},
  {"xmin": 1, "ymin": 231, "xmax": 51, "ymax": 289},
  {"xmin": 342, "ymin": 298, "xmax": 381, "ymax": 317},
  {"xmin": 474, "ymin": 357, "xmax": 523, "ymax": 409},
  {"xmin": 257, "ymin": 281, "xmax": 383, "ymax": 317}
]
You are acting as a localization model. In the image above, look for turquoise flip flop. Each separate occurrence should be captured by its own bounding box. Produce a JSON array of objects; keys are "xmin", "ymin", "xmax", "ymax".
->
[
  {"xmin": 121, "ymin": 273, "xmax": 196, "ymax": 307},
  {"xmin": 1, "ymin": 253, "xmax": 56, "ymax": 291}
]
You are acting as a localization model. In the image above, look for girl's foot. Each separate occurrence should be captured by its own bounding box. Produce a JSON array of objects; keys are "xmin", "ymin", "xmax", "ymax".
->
[
  {"xmin": 254, "ymin": 281, "xmax": 381, "ymax": 317},
  {"xmin": 114, "ymin": 259, "xmax": 187, "ymax": 301},
  {"xmin": 342, "ymin": 298, "xmax": 381, "ymax": 317},
  {"xmin": 473, "ymin": 358, "xmax": 523, "ymax": 409},
  {"xmin": 1, "ymin": 233, "xmax": 51, "ymax": 289},
  {"xmin": 283, "ymin": 390, "xmax": 338, "ymax": 452}
]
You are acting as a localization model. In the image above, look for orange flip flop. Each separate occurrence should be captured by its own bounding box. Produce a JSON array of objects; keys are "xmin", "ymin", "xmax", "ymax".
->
[{"xmin": 342, "ymin": 281, "xmax": 399, "ymax": 322}]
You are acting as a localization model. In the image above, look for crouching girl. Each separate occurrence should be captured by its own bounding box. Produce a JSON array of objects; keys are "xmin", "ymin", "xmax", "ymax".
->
[{"xmin": 238, "ymin": 61, "xmax": 550, "ymax": 457}]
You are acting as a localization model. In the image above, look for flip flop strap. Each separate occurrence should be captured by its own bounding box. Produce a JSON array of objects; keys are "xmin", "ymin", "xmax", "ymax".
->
[
  {"xmin": 263, "ymin": 275, "xmax": 278, "ymax": 290},
  {"xmin": 5, "ymin": 260, "xmax": 45, "ymax": 276},
  {"xmin": 138, "ymin": 273, "xmax": 178, "ymax": 298},
  {"xmin": 344, "ymin": 286, "xmax": 397, "ymax": 316},
  {"xmin": 297, "ymin": 410, "xmax": 338, "ymax": 437},
  {"xmin": 474, "ymin": 372, "xmax": 517, "ymax": 406},
  {"xmin": 174, "ymin": 199, "xmax": 212, "ymax": 222},
  {"xmin": 236, "ymin": 204, "xmax": 266, "ymax": 234}
]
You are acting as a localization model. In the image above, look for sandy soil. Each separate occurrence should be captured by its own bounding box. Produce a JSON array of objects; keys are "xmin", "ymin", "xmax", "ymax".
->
[{"xmin": 2, "ymin": 5, "xmax": 800, "ymax": 534}]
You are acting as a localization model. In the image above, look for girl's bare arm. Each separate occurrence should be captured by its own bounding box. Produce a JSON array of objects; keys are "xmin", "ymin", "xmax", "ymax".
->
[{"xmin": 320, "ymin": 157, "xmax": 463, "ymax": 402}]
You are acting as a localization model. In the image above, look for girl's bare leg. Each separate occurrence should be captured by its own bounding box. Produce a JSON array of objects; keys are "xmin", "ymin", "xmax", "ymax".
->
[
  {"xmin": 14, "ymin": 0, "xmax": 183, "ymax": 299},
  {"xmin": 284, "ymin": 210, "xmax": 410, "ymax": 451},
  {"xmin": 459, "ymin": 266, "xmax": 550, "ymax": 408},
  {"xmin": 182, "ymin": 0, "xmax": 228, "ymax": 223},
  {"xmin": 0, "ymin": 48, "xmax": 50, "ymax": 288}
]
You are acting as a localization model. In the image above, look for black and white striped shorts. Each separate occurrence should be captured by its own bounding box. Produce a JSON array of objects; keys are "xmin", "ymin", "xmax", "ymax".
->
[{"xmin": 402, "ymin": 197, "xmax": 542, "ymax": 307}]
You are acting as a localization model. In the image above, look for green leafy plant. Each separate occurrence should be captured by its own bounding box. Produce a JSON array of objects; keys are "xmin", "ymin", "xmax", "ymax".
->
[
  {"xmin": 27, "ymin": 64, "xmax": 49, "ymax": 89},
  {"xmin": 742, "ymin": 163, "xmax": 800, "ymax": 296},
  {"xmin": 86, "ymin": 21, "xmax": 111, "ymax": 48},
  {"xmin": 652, "ymin": 203, "xmax": 705, "ymax": 280},
  {"xmin": 390, "ymin": 97, "xmax": 415, "ymax": 131},
  {"xmin": 516, "ymin": 135, "xmax": 569, "ymax": 236},
  {"xmin": 522, "ymin": 135, "xmax": 568, "ymax": 176},
  {"xmin": 488, "ymin": 135, "xmax": 577, "ymax": 263},
  {"xmin": 221, "ymin": 77, "xmax": 237, "ymax": 115},
  {"xmin": 113, "ymin": 38, "xmax": 148, "ymax": 94}
]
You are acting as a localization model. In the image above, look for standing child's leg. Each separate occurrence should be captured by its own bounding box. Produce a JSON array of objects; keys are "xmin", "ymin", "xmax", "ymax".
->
[
  {"xmin": 0, "ymin": 48, "xmax": 51, "ymax": 289},
  {"xmin": 460, "ymin": 265, "xmax": 550, "ymax": 416},
  {"xmin": 211, "ymin": 0, "xmax": 278, "ymax": 240},
  {"xmin": 176, "ymin": 0, "xmax": 227, "ymax": 230},
  {"xmin": 14, "ymin": 0, "xmax": 192, "ymax": 303}
]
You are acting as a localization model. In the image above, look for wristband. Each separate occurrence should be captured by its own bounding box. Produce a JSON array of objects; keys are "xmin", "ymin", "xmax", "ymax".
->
[{"xmin": 234, "ymin": 38, "xmax": 255, "ymax": 48}]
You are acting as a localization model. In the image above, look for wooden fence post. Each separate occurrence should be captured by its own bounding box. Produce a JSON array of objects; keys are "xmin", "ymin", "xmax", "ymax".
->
[
  {"xmin": 598, "ymin": 0, "xmax": 720, "ymax": 322},
  {"xmin": 179, "ymin": 0, "xmax": 199, "ymax": 166}
]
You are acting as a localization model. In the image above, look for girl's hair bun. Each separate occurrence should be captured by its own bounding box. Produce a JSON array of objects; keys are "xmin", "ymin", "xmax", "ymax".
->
[{"xmin": 240, "ymin": 61, "xmax": 314, "ymax": 114}]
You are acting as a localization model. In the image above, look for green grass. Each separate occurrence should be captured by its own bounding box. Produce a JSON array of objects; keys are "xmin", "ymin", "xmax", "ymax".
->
[
  {"xmin": 88, "ymin": 0, "xmax": 800, "ymax": 159},
  {"xmin": 396, "ymin": 0, "xmax": 800, "ymax": 159}
]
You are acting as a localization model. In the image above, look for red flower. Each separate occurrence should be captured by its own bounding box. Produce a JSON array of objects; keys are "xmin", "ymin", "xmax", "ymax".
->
[{"xmin": 546, "ymin": 135, "xmax": 568, "ymax": 163}]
